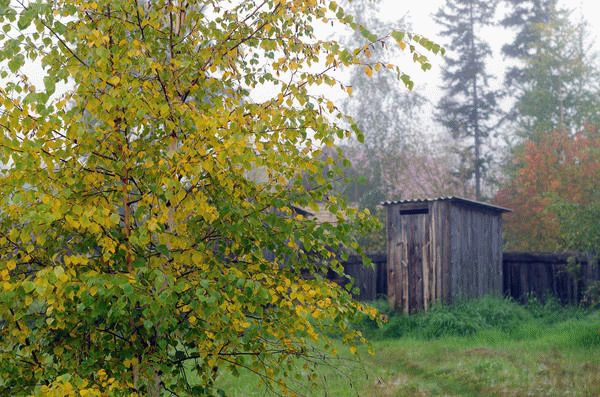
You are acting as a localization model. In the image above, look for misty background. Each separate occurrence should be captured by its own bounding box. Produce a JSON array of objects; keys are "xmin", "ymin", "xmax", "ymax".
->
[{"xmin": 323, "ymin": 0, "xmax": 600, "ymax": 252}]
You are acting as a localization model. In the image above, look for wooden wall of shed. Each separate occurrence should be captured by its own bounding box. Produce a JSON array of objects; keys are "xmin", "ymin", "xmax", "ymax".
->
[
  {"xmin": 431, "ymin": 201, "xmax": 451, "ymax": 306},
  {"xmin": 448, "ymin": 204, "xmax": 503, "ymax": 302},
  {"xmin": 386, "ymin": 202, "xmax": 451, "ymax": 313},
  {"xmin": 387, "ymin": 201, "xmax": 505, "ymax": 312},
  {"xmin": 386, "ymin": 204, "xmax": 401, "ymax": 311}
]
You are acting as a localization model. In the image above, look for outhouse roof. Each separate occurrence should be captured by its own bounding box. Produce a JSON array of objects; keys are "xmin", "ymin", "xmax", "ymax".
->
[{"xmin": 381, "ymin": 196, "xmax": 511, "ymax": 213}]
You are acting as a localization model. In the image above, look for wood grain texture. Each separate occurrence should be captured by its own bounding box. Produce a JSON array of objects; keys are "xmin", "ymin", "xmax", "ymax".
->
[
  {"xmin": 502, "ymin": 252, "xmax": 599, "ymax": 304},
  {"xmin": 333, "ymin": 251, "xmax": 598, "ymax": 307}
]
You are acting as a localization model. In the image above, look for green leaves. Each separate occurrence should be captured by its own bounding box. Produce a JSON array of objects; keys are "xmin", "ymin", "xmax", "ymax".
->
[
  {"xmin": 0, "ymin": 0, "xmax": 10, "ymax": 14},
  {"xmin": 359, "ymin": 26, "xmax": 378, "ymax": 42},
  {"xmin": 401, "ymin": 73, "xmax": 414, "ymax": 90},
  {"xmin": 413, "ymin": 34, "xmax": 445, "ymax": 55},
  {"xmin": 43, "ymin": 75, "xmax": 56, "ymax": 95},
  {"xmin": 6, "ymin": 54, "xmax": 23, "ymax": 72},
  {"xmin": 17, "ymin": 8, "xmax": 34, "ymax": 30},
  {"xmin": 22, "ymin": 281, "xmax": 35, "ymax": 293},
  {"xmin": 391, "ymin": 31, "xmax": 405, "ymax": 43}
]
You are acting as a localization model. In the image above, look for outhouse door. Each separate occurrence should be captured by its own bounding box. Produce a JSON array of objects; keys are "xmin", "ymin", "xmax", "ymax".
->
[{"xmin": 397, "ymin": 208, "xmax": 430, "ymax": 313}]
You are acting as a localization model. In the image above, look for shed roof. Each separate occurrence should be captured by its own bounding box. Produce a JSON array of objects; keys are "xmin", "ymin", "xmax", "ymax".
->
[
  {"xmin": 381, "ymin": 196, "xmax": 511, "ymax": 213},
  {"xmin": 292, "ymin": 204, "xmax": 339, "ymax": 224}
]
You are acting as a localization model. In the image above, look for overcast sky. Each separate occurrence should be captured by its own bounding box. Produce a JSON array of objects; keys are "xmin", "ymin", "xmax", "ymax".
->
[
  {"xmin": 374, "ymin": 0, "xmax": 600, "ymax": 104},
  {"xmin": 15, "ymin": 0, "xmax": 600, "ymax": 129}
]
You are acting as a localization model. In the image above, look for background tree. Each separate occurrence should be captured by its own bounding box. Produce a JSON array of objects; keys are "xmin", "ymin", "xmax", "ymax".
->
[
  {"xmin": 501, "ymin": 0, "xmax": 556, "ymax": 88},
  {"xmin": 501, "ymin": 0, "xmax": 600, "ymax": 137},
  {"xmin": 0, "ymin": 0, "xmax": 439, "ymax": 395},
  {"xmin": 339, "ymin": 0, "xmax": 463, "ymax": 207},
  {"xmin": 496, "ymin": 1, "xmax": 600, "ymax": 256},
  {"xmin": 338, "ymin": 1, "xmax": 427, "ymax": 208},
  {"xmin": 494, "ymin": 127, "xmax": 600, "ymax": 252},
  {"xmin": 331, "ymin": 0, "xmax": 461, "ymax": 251},
  {"xmin": 435, "ymin": 0, "xmax": 500, "ymax": 200}
]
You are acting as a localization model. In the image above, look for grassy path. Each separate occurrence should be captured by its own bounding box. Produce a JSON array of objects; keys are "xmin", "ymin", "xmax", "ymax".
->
[
  {"xmin": 214, "ymin": 299, "xmax": 600, "ymax": 396},
  {"xmin": 353, "ymin": 331, "xmax": 600, "ymax": 396}
]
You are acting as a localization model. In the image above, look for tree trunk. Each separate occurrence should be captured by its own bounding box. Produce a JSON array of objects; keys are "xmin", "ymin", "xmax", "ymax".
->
[{"xmin": 469, "ymin": 1, "xmax": 482, "ymax": 200}]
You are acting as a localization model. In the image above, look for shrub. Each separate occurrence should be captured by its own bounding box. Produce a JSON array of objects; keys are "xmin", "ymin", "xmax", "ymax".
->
[{"xmin": 354, "ymin": 296, "xmax": 593, "ymax": 341}]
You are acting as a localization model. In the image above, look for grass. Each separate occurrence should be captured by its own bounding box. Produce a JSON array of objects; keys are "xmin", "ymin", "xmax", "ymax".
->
[{"xmin": 214, "ymin": 297, "xmax": 600, "ymax": 396}]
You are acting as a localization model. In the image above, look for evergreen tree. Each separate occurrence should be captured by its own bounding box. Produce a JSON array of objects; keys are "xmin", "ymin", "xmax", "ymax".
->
[
  {"xmin": 435, "ymin": 0, "xmax": 500, "ymax": 200},
  {"xmin": 501, "ymin": 0, "xmax": 556, "ymax": 86},
  {"xmin": 501, "ymin": 0, "xmax": 600, "ymax": 136}
]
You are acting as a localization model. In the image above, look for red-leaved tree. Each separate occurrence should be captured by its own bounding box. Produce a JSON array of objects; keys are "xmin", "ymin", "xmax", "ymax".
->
[{"xmin": 495, "ymin": 128, "xmax": 600, "ymax": 251}]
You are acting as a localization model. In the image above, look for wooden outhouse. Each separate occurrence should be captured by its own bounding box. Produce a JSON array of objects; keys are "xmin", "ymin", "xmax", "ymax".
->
[{"xmin": 383, "ymin": 197, "xmax": 510, "ymax": 313}]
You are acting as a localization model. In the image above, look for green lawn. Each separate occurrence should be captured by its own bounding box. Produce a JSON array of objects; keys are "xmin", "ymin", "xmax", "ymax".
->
[{"xmin": 215, "ymin": 298, "xmax": 600, "ymax": 396}]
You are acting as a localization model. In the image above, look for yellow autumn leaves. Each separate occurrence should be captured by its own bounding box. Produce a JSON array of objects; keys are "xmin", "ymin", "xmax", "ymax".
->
[{"xmin": 0, "ymin": 0, "xmax": 438, "ymax": 394}]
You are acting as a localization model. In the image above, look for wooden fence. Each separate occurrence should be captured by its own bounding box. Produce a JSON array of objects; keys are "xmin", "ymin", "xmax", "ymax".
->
[
  {"xmin": 339, "ymin": 251, "xmax": 599, "ymax": 305},
  {"xmin": 503, "ymin": 252, "xmax": 600, "ymax": 304},
  {"xmin": 333, "ymin": 253, "xmax": 387, "ymax": 301}
]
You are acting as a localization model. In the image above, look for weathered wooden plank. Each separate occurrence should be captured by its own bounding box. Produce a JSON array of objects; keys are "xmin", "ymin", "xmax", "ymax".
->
[
  {"xmin": 427, "ymin": 211, "xmax": 434, "ymax": 309},
  {"xmin": 494, "ymin": 216, "xmax": 503, "ymax": 295},
  {"xmin": 466, "ymin": 206, "xmax": 472, "ymax": 298},
  {"xmin": 395, "ymin": 207, "xmax": 404, "ymax": 310},
  {"xmin": 432, "ymin": 202, "xmax": 439, "ymax": 303},
  {"xmin": 429, "ymin": 202, "xmax": 437, "ymax": 306},
  {"xmin": 460, "ymin": 206, "xmax": 468, "ymax": 299},
  {"xmin": 408, "ymin": 216, "xmax": 417, "ymax": 312},
  {"xmin": 400, "ymin": 212, "xmax": 409, "ymax": 313},
  {"xmin": 503, "ymin": 252, "xmax": 589, "ymax": 264},
  {"xmin": 491, "ymin": 212, "xmax": 499, "ymax": 294},
  {"xmin": 386, "ymin": 205, "xmax": 397, "ymax": 309},
  {"xmin": 403, "ymin": 216, "xmax": 412, "ymax": 312},
  {"xmin": 475, "ymin": 210, "xmax": 481, "ymax": 296},
  {"xmin": 376, "ymin": 259, "xmax": 387, "ymax": 297},
  {"xmin": 442, "ymin": 201, "xmax": 451, "ymax": 302},
  {"xmin": 407, "ymin": 214, "xmax": 417, "ymax": 313},
  {"xmin": 448, "ymin": 204, "xmax": 459, "ymax": 303},
  {"xmin": 464, "ymin": 206, "xmax": 472, "ymax": 298},
  {"xmin": 421, "ymin": 213, "xmax": 428, "ymax": 310},
  {"xmin": 499, "ymin": 252, "xmax": 600, "ymax": 304},
  {"xmin": 471, "ymin": 208, "xmax": 478, "ymax": 297},
  {"xmin": 484, "ymin": 214, "xmax": 490, "ymax": 294},
  {"xmin": 423, "ymin": 213, "xmax": 429, "ymax": 310},
  {"xmin": 412, "ymin": 214, "xmax": 425, "ymax": 312},
  {"xmin": 502, "ymin": 250, "xmax": 511, "ymax": 297}
]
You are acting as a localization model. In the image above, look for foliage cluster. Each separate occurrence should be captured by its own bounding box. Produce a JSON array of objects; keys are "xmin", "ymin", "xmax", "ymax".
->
[
  {"xmin": 495, "ymin": 128, "xmax": 600, "ymax": 251},
  {"xmin": 494, "ymin": 0, "xmax": 600, "ymax": 254},
  {"xmin": 501, "ymin": 0, "xmax": 600, "ymax": 137},
  {"xmin": 432, "ymin": 0, "xmax": 599, "ymax": 200},
  {"xmin": 0, "ymin": 0, "xmax": 441, "ymax": 395},
  {"xmin": 337, "ymin": 0, "xmax": 468, "ymax": 211}
]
